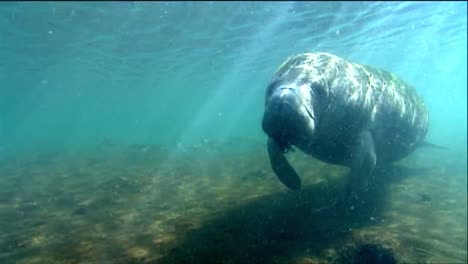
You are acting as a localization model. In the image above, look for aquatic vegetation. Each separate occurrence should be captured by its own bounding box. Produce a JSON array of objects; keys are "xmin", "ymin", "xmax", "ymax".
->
[
  {"xmin": 0, "ymin": 140, "xmax": 466, "ymax": 263},
  {"xmin": 351, "ymin": 243, "xmax": 396, "ymax": 264},
  {"xmin": 330, "ymin": 241, "xmax": 397, "ymax": 264}
]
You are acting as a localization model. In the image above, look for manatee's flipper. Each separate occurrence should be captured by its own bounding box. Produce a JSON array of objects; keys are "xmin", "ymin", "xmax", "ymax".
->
[
  {"xmin": 267, "ymin": 138, "xmax": 302, "ymax": 190},
  {"xmin": 417, "ymin": 141, "xmax": 448, "ymax": 150},
  {"xmin": 343, "ymin": 130, "xmax": 377, "ymax": 204}
]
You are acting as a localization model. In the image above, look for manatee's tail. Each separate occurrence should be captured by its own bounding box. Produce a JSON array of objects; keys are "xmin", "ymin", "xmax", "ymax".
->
[{"xmin": 418, "ymin": 141, "xmax": 448, "ymax": 150}]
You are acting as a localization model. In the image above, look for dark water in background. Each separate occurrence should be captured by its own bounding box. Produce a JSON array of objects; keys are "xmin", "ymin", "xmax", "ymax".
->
[{"xmin": 0, "ymin": 2, "xmax": 466, "ymax": 264}]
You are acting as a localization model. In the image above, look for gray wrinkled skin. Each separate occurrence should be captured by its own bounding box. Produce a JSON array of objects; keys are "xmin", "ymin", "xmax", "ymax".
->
[
  {"xmin": 265, "ymin": 52, "xmax": 428, "ymax": 165},
  {"xmin": 262, "ymin": 52, "xmax": 429, "ymax": 192}
]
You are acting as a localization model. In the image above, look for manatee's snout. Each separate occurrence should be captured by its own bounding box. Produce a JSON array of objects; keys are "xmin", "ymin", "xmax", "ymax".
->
[{"xmin": 262, "ymin": 86, "xmax": 315, "ymax": 149}]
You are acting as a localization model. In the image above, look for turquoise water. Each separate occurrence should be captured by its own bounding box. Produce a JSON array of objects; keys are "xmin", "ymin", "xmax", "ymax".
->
[
  {"xmin": 0, "ymin": 2, "xmax": 466, "ymax": 264},
  {"xmin": 1, "ymin": 1, "xmax": 466, "ymax": 155}
]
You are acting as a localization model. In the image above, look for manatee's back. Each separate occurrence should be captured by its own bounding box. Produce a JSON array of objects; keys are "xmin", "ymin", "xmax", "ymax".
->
[
  {"xmin": 362, "ymin": 65, "xmax": 429, "ymax": 162},
  {"xmin": 309, "ymin": 52, "xmax": 429, "ymax": 163}
]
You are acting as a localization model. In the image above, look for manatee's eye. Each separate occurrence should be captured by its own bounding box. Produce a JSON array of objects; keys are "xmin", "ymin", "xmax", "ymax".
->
[{"xmin": 266, "ymin": 79, "xmax": 280, "ymax": 98}]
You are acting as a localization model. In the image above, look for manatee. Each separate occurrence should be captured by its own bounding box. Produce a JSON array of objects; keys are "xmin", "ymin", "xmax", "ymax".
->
[{"xmin": 262, "ymin": 52, "xmax": 432, "ymax": 200}]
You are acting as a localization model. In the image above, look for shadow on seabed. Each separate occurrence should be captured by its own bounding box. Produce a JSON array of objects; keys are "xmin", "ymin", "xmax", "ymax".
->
[{"xmin": 157, "ymin": 164, "xmax": 421, "ymax": 264}]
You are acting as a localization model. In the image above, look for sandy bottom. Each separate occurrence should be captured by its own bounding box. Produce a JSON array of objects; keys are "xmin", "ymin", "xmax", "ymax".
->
[{"xmin": 0, "ymin": 139, "xmax": 466, "ymax": 264}]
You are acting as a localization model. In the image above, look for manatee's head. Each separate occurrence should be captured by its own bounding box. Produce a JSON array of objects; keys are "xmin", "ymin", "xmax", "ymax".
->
[{"xmin": 262, "ymin": 81, "xmax": 317, "ymax": 151}]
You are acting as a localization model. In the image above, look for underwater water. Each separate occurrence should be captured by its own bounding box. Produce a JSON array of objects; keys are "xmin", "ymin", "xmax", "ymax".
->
[{"xmin": 0, "ymin": 1, "xmax": 466, "ymax": 264}]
